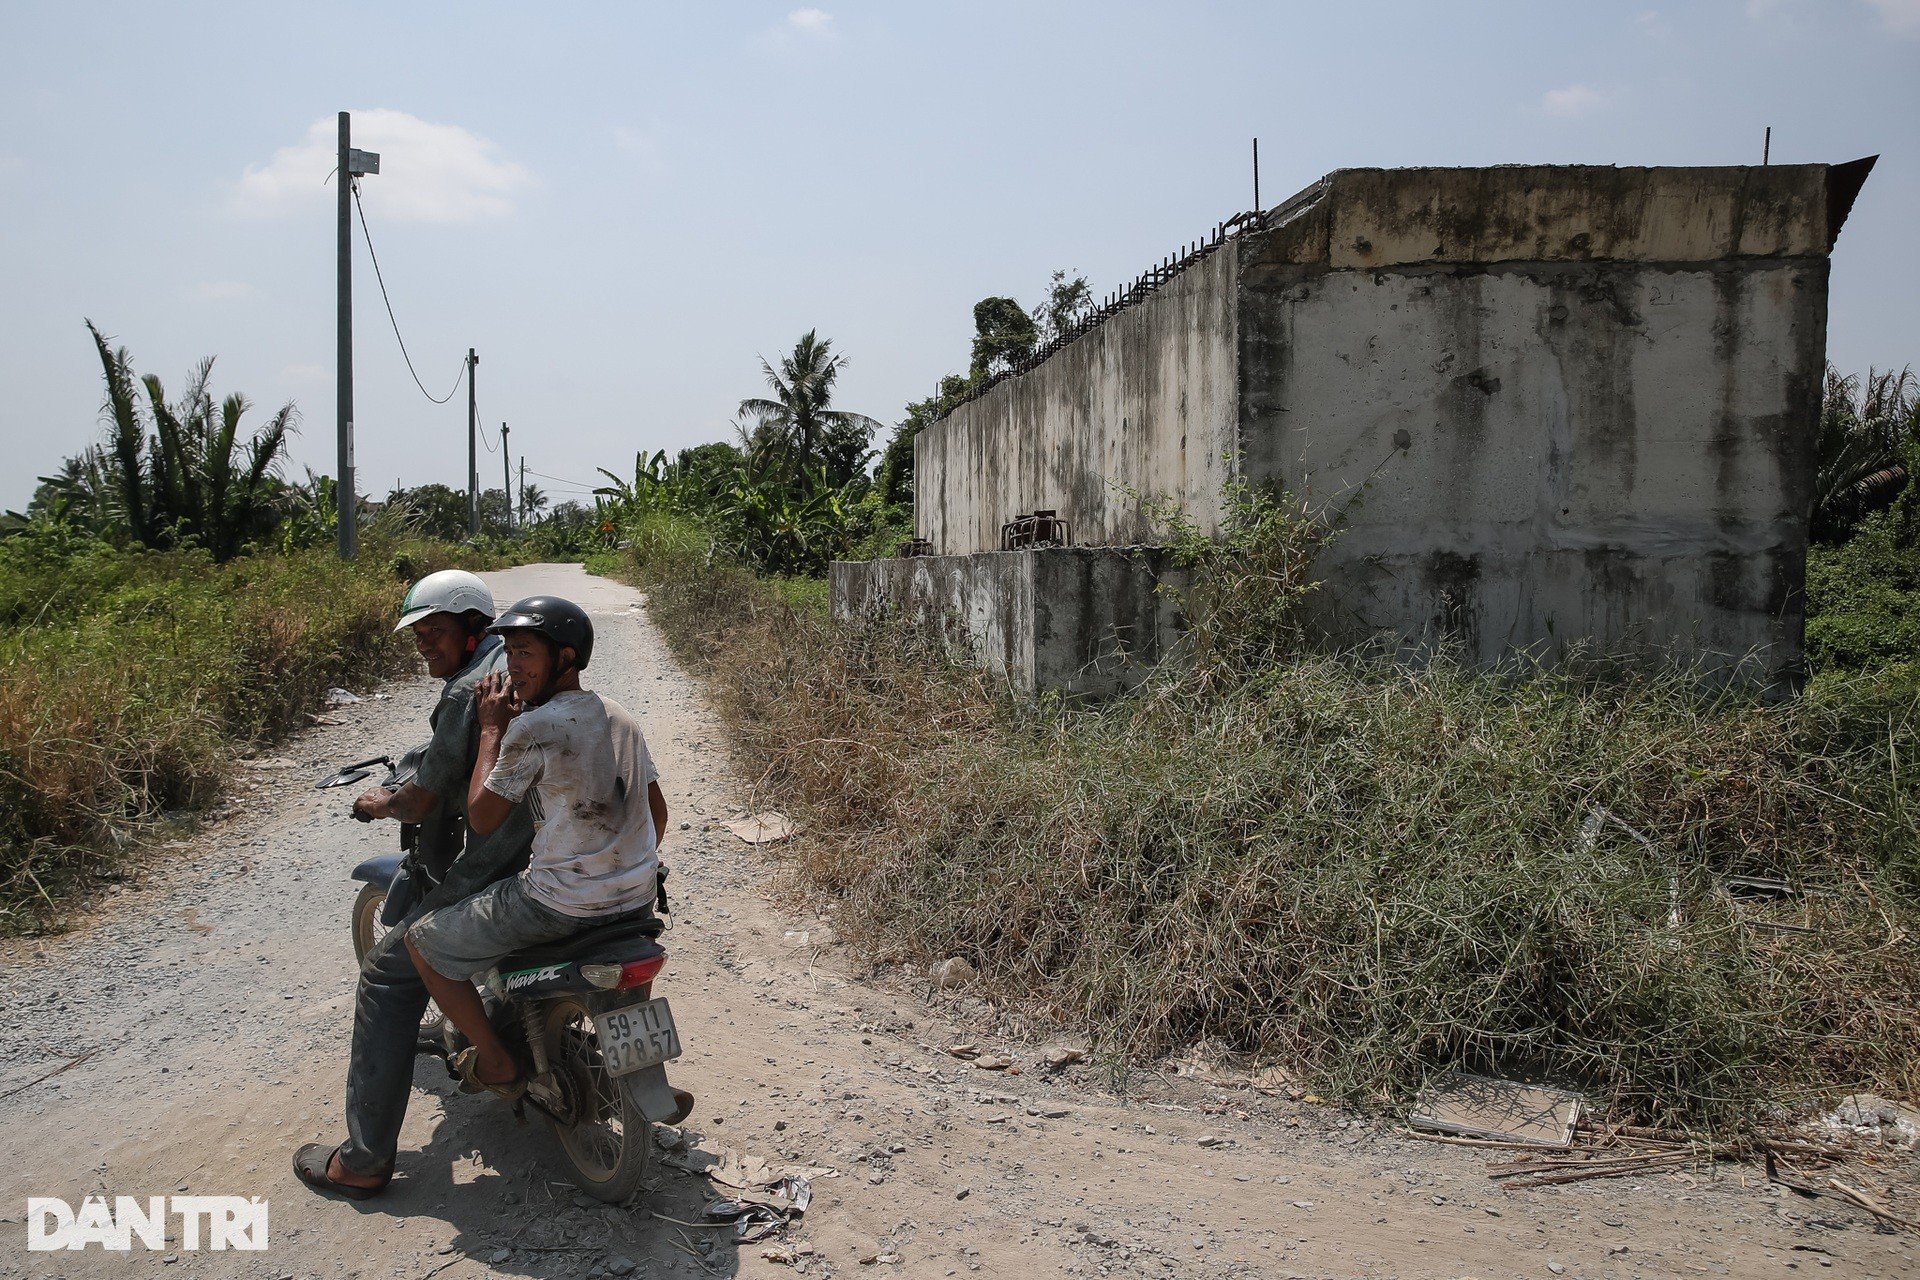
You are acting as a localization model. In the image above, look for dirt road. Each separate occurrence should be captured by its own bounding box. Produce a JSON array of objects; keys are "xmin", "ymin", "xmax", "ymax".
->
[{"xmin": 3, "ymin": 564, "xmax": 1914, "ymax": 1279}]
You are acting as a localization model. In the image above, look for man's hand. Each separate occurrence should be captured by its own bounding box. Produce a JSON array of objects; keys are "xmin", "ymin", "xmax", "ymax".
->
[
  {"xmin": 352, "ymin": 785, "xmax": 393, "ymax": 822},
  {"xmin": 475, "ymin": 672, "xmax": 522, "ymax": 733},
  {"xmin": 351, "ymin": 782, "xmax": 439, "ymax": 824}
]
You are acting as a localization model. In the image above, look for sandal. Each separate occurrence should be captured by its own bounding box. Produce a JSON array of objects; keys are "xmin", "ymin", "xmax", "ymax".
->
[
  {"xmin": 292, "ymin": 1143, "xmax": 389, "ymax": 1201},
  {"xmin": 452, "ymin": 1047, "xmax": 527, "ymax": 1102}
]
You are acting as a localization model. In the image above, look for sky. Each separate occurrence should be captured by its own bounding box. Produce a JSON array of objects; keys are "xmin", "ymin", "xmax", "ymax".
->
[{"xmin": 1, "ymin": 0, "xmax": 1916, "ymax": 513}]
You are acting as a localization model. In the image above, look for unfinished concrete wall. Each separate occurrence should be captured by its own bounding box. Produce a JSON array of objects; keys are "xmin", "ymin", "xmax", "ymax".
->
[
  {"xmin": 916, "ymin": 245, "xmax": 1240, "ymax": 555},
  {"xmin": 895, "ymin": 161, "xmax": 1868, "ymax": 686},
  {"xmin": 1236, "ymin": 165, "xmax": 1841, "ymax": 676},
  {"xmin": 830, "ymin": 548, "xmax": 1186, "ymax": 697}
]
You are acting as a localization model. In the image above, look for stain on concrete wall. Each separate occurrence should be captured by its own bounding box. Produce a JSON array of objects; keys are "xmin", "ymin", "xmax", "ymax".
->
[
  {"xmin": 831, "ymin": 549, "xmax": 1187, "ymax": 698},
  {"xmin": 916, "ymin": 246, "xmax": 1240, "ymax": 555},
  {"xmin": 900, "ymin": 161, "xmax": 1868, "ymax": 685}
]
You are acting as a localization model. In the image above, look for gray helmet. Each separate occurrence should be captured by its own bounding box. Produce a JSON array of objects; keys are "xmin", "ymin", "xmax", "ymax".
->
[
  {"xmin": 489, "ymin": 596, "xmax": 594, "ymax": 670},
  {"xmin": 395, "ymin": 570, "xmax": 495, "ymax": 632}
]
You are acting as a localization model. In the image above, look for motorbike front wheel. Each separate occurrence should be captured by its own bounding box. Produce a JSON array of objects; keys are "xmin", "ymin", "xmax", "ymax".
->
[
  {"xmin": 350, "ymin": 883, "xmax": 447, "ymax": 1043},
  {"xmin": 541, "ymin": 995, "xmax": 653, "ymax": 1203}
]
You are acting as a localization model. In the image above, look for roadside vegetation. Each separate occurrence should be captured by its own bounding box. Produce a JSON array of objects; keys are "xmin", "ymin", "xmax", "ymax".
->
[
  {"xmin": 588, "ymin": 351, "xmax": 1920, "ymax": 1129},
  {"xmin": 0, "ymin": 325, "xmax": 491, "ymax": 932}
]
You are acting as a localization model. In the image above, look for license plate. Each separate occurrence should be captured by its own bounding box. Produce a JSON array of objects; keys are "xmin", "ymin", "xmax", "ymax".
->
[{"xmin": 592, "ymin": 997, "xmax": 682, "ymax": 1078}]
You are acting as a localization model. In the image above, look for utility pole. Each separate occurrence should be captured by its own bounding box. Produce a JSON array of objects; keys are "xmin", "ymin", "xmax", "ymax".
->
[
  {"xmin": 500, "ymin": 422, "xmax": 511, "ymax": 533},
  {"xmin": 336, "ymin": 113, "xmax": 378, "ymax": 559},
  {"xmin": 1252, "ymin": 136, "xmax": 1261, "ymax": 211},
  {"xmin": 466, "ymin": 348, "xmax": 479, "ymax": 538},
  {"xmin": 518, "ymin": 457, "xmax": 525, "ymax": 528}
]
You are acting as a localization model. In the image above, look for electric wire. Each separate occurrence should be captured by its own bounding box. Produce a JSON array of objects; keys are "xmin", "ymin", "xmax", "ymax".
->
[
  {"xmin": 351, "ymin": 180, "xmax": 467, "ymax": 405},
  {"xmin": 524, "ymin": 467, "xmax": 601, "ymax": 491}
]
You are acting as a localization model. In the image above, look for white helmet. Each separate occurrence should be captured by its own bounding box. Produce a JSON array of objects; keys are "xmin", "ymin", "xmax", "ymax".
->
[{"xmin": 394, "ymin": 570, "xmax": 496, "ymax": 632}]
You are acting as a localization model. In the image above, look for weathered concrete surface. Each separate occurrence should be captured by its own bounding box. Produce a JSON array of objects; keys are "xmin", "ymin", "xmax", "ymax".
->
[
  {"xmin": 915, "ymin": 246, "xmax": 1239, "ymax": 557},
  {"xmin": 902, "ymin": 161, "xmax": 1869, "ymax": 684},
  {"xmin": 830, "ymin": 548, "xmax": 1186, "ymax": 697}
]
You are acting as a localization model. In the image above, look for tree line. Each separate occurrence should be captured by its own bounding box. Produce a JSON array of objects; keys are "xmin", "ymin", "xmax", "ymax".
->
[{"xmin": 14, "ymin": 306, "xmax": 1912, "ymax": 593}]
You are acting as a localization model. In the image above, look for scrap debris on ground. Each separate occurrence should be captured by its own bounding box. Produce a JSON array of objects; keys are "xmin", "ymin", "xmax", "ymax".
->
[{"xmin": 655, "ymin": 1124, "xmax": 832, "ymax": 1246}]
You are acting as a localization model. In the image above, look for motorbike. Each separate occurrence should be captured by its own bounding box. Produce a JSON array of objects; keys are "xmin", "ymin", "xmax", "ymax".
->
[{"xmin": 318, "ymin": 750, "xmax": 685, "ymax": 1202}]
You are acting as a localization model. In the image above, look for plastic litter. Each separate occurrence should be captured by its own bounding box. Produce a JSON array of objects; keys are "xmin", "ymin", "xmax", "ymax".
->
[{"xmin": 726, "ymin": 812, "xmax": 795, "ymax": 844}]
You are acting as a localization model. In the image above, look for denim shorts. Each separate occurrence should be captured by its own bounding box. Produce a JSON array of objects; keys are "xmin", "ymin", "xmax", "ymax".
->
[{"xmin": 409, "ymin": 874, "xmax": 606, "ymax": 981}]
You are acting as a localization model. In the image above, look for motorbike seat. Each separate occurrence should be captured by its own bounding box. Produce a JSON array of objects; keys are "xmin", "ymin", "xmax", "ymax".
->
[{"xmin": 498, "ymin": 915, "xmax": 663, "ymax": 972}]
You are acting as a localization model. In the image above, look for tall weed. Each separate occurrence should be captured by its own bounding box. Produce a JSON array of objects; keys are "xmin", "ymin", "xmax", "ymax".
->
[
  {"xmin": 609, "ymin": 522, "xmax": 1920, "ymax": 1127},
  {"xmin": 0, "ymin": 532, "xmax": 487, "ymax": 931}
]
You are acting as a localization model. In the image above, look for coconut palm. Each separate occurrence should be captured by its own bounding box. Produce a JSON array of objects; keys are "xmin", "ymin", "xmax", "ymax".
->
[{"xmin": 738, "ymin": 330, "xmax": 883, "ymax": 486}]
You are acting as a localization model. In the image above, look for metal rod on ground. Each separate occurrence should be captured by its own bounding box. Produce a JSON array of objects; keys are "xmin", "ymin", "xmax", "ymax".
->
[
  {"xmin": 500, "ymin": 422, "xmax": 511, "ymax": 532},
  {"xmin": 335, "ymin": 112, "xmax": 355, "ymax": 560},
  {"xmin": 466, "ymin": 348, "xmax": 479, "ymax": 538}
]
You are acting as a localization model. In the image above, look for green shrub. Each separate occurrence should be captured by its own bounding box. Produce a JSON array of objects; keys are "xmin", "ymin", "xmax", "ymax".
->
[{"xmin": 1807, "ymin": 511, "xmax": 1920, "ymax": 675}]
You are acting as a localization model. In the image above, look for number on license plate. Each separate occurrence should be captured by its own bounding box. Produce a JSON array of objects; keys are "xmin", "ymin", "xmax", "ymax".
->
[{"xmin": 592, "ymin": 997, "xmax": 682, "ymax": 1078}]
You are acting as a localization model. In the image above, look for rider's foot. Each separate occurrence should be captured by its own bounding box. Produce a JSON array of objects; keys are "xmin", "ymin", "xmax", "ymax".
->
[
  {"xmin": 452, "ymin": 1046, "xmax": 527, "ymax": 1100},
  {"xmin": 472, "ymin": 1046, "xmax": 520, "ymax": 1087},
  {"xmin": 326, "ymin": 1151, "xmax": 385, "ymax": 1190}
]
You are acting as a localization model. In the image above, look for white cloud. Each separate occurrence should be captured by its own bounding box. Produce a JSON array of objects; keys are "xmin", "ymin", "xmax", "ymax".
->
[
  {"xmin": 1541, "ymin": 84, "xmax": 1606, "ymax": 117},
  {"xmin": 1633, "ymin": 9, "xmax": 1671, "ymax": 37},
  {"xmin": 195, "ymin": 280, "xmax": 258, "ymax": 302},
  {"xmin": 235, "ymin": 109, "xmax": 531, "ymax": 222},
  {"xmin": 787, "ymin": 8, "xmax": 832, "ymax": 32},
  {"xmin": 1863, "ymin": 0, "xmax": 1920, "ymax": 32}
]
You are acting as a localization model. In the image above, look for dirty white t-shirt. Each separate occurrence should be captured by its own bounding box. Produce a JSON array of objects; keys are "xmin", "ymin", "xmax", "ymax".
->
[{"xmin": 483, "ymin": 689, "xmax": 660, "ymax": 919}]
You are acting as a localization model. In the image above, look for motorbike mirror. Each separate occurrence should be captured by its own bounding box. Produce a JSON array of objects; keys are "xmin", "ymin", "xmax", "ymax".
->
[{"xmin": 315, "ymin": 767, "xmax": 375, "ymax": 790}]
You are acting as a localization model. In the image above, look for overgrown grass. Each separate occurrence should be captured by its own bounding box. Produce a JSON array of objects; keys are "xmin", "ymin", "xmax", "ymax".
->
[
  {"xmin": 0, "ymin": 529, "xmax": 491, "ymax": 932},
  {"xmin": 606, "ymin": 515, "xmax": 1920, "ymax": 1128}
]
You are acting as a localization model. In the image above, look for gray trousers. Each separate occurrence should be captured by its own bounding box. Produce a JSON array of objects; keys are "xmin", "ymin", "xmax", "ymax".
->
[{"xmin": 337, "ymin": 907, "xmax": 434, "ymax": 1179}]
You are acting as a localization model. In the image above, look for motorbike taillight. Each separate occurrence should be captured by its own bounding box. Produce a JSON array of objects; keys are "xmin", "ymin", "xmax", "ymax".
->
[
  {"xmin": 580, "ymin": 954, "xmax": 666, "ymax": 990},
  {"xmin": 615, "ymin": 954, "xmax": 666, "ymax": 988}
]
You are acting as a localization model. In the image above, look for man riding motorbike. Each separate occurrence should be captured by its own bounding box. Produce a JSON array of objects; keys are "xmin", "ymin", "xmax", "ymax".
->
[
  {"xmin": 294, "ymin": 570, "xmax": 537, "ymax": 1200},
  {"xmin": 402, "ymin": 596, "xmax": 692, "ymax": 1122}
]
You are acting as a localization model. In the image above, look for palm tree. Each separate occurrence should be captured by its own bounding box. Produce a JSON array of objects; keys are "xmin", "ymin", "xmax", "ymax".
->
[
  {"xmin": 519, "ymin": 482, "xmax": 549, "ymax": 521},
  {"xmin": 82, "ymin": 320, "xmax": 297, "ymax": 560},
  {"xmin": 1814, "ymin": 365, "xmax": 1917, "ymax": 543},
  {"xmin": 738, "ymin": 330, "xmax": 882, "ymax": 486}
]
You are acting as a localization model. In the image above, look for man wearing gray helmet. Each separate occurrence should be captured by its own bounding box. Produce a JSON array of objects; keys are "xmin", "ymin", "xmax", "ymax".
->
[{"xmin": 296, "ymin": 570, "xmax": 536, "ymax": 1200}]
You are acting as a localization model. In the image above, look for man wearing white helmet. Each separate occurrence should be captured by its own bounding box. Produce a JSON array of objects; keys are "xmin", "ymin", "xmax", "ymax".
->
[
  {"xmin": 297, "ymin": 569, "xmax": 537, "ymax": 1200},
  {"xmin": 350, "ymin": 570, "xmax": 503, "ymax": 829}
]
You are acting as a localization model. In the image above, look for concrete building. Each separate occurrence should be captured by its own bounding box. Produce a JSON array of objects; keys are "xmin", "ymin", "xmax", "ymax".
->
[{"xmin": 832, "ymin": 160, "xmax": 1874, "ymax": 694}]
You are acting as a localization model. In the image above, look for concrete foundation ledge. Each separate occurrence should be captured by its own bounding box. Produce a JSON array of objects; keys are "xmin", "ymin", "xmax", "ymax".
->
[{"xmin": 828, "ymin": 547, "xmax": 1189, "ymax": 698}]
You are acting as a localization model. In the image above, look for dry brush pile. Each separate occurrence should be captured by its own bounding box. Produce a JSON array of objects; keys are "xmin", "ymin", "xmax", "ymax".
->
[{"xmin": 616, "ymin": 516, "xmax": 1920, "ymax": 1129}]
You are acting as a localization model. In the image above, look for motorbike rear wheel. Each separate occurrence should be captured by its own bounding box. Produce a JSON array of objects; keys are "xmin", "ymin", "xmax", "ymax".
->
[
  {"xmin": 350, "ymin": 883, "xmax": 447, "ymax": 1043},
  {"xmin": 541, "ymin": 995, "xmax": 652, "ymax": 1203}
]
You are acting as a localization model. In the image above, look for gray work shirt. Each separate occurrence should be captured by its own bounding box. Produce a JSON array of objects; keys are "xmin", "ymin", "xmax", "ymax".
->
[{"xmin": 408, "ymin": 634, "xmax": 535, "ymax": 910}]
